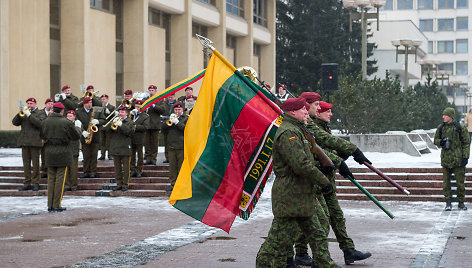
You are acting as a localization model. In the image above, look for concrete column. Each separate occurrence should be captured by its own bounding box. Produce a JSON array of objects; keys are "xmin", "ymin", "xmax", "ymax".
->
[
  {"xmin": 259, "ymin": 0, "xmax": 276, "ymax": 89},
  {"xmin": 170, "ymin": 0, "xmax": 192, "ymax": 84},
  {"xmin": 0, "ymin": 0, "xmax": 10, "ymax": 130},
  {"xmin": 208, "ymin": 0, "xmax": 226, "ymax": 54},
  {"xmin": 235, "ymin": 0, "xmax": 253, "ymax": 68},
  {"xmin": 123, "ymin": 0, "xmax": 148, "ymax": 91}
]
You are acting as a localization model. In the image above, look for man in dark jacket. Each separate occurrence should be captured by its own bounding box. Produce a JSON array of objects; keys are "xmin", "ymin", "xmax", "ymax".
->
[
  {"xmin": 108, "ymin": 106, "xmax": 135, "ymax": 191},
  {"xmin": 78, "ymin": 85, "xmax": 101, "ymax": 107},
  {"xmin": 38, "ymin": 98, "xmax": 54, "ymax": 179},
  {"xmin": 12, "ymin": 97, "xmax": 43, "ymax": 191},
  {"xmin": 143, "ymin": 85, "xmax": 165, "ymax": 165},
  {"xmin": 177, "ymin": 86, "xmax": 197, "ymax": 103},
  {"xmin": 161, "ymin": 102, "xmax": 188, "ymax": 191},
  {"xmin": 161, "ymin": 93, "xmax": 177, "ymax": 163},
  {"xmin": 55, "ymin": 84, "xmax": 79, "ymax": 112},
  {"xmin": 256, "ymin": 97, "xmax": 337, "ymax": 268},
  {"xmin": 41, "ymin": 102, "xmax": 80, "ymax": 212},
  {"xmin": 130, "ymin": 100, "xmax": 149, "ymax": 178},
  {"xmin": 64, "ymin": 110, "xmax": 83, "ymax": 191},
  {"xmin": 98, "ymin": 94, "xmax": 115, "ymax": 160}
]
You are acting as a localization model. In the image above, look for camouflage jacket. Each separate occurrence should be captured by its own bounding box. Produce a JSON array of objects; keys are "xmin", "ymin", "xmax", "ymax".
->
[
  {"xmin": 272, "ymin": 114, "xmax": 330, "ymax": 218},
  {"xmin": 434, "ymin": 122, "xmax": 470, "ymax": 168}
]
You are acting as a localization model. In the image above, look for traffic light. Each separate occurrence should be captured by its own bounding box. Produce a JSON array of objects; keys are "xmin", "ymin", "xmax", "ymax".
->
[{"xmin": 321, "ymin": 63, "xmax": 339, "ymax": 92}]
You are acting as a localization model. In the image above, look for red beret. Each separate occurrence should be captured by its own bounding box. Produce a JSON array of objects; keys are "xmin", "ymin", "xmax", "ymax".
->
[
  {"xmin": 66, "ymin": 110, "xmax": 75, "ymax": 115},
  {"xmin": 45, "ymin": 98, "xmax": 53, "ymax": 104},
  {"xmin": 61, "ymin": 85, "xmax": 70, "ymax": 92},
  {"xmin": 86, "ymin": 85, "xmax": 94, "ymax": 90},
  {"xmin": 173, "ymin": 101, "xmax": 183, "ymax": 109},
  {"xmin": 124, "ymin": 90, "xmax": 133, "ymax": 95},
  {"xmin": 279, "ymin": 84, "xmax": 287, "ymax": 89},
  {"xmin": 184, "ymin": 86, "xmax": 193, "ymax": 91},
  {"xmin": 53, "ymin": 102, "xmax": 65, "ymax": 109},
  {"xmin": 118, "ymin": 106, "xmax": 129, "ymax": 111},
  {"xmin": 185, "ymin": 95, "xmax": 195, "ymax": 100},
  {"xmin": 148, "ymin": 85, "xmax": 157, "ymax": 90},
  {"xmin": 265, "ymin": 84, "xmax": 271, "ymax": 89},
  {"xmin": 100, "ymin": 94, "xmax": 109, "ymax": 98},
  {"xmin": 26, "ymin": 97, "xmax": 37, "ymax": 103},
  {"xmin": 281, "ymin": 97, "xmax": 306, "ymax": 112},
  {"xmin": 318, "ymin": 101, "xmax": 333, "ymax": 113},
  {"xmin": 299, "ymin": 92, "xmax": 321, "ymax": 103},
  {"xmin": 82, "ymin": 97, "xmax": 92, "ymax": 104},
  {"xmin": 305, "ymin": 102, "xmax": 310, "ymax": 110},
  {"xmin": 134, "ymin": 99, "xmax": 144, "ymax": 105}
]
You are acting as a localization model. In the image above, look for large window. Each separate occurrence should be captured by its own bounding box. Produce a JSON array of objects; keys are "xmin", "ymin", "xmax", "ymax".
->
[
  {"xmin": 457, "ymin": 39, "xmax": 468, "ymax": 53},
  {"xmin": 457, "ymin": 0, "xmax": 468, "ymax": 8},
  {"xmin": 438, "ymin": 41, "xmax": 454, "ymax": 53},
  {"xmin": 227, "ymin": 0, "xmax": 244, "ymax": 17},
  {"xmin": 419, "ymin": 19, "xmax": 433, "ymax": 31},
  {"xmin": 438, "ymin": 19, "xmax": 454, "ymax": 31},
  {"xmin": 90, "ymin": 0, "xmax": 113, "ymax": 12},
  {"xmin": 417, "ymin": 0, "xmax": 433, "ymax": 9},
  {"xmin": 197, "ymin": 0, "xmax": 216, "ymax": 5},
  {"xmin": 253, "ymin": 0, "xmax": 267, "ymax": 26},
  {"xmin": 398, "ymin": 0, "xmax": 413, "ymax": 9},
  {"xmin": 439, "ymin": 63, "xmax": 454, "ymax": 73},
  {"xmin": 438, "ymin": 0, "xmax": 454, "ymax": 8},
  {"xmin": 456, "ymin": 61, "xmax": 468, "ymax": 75},
  {"xmin": 457, "ymin": 17, "xmax": 468, "ymax": 31},
  {"xmin": 382, "ymin": 0, "xmax": 393, "ymax": 9},
  {"xmin": 428, "ymin": 41, "xmax": 434, "ymax": 53}
]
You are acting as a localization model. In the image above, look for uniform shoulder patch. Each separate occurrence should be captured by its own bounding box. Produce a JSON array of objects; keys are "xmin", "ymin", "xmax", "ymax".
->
[{"xmin": 289, "ymin": 136, "xmax": 297, "ymax": 141}]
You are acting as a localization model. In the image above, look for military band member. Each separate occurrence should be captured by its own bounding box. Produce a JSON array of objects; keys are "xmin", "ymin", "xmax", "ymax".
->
[
  {"xmin": 161, "ymin": 102, "xmax": 188, "ymax": 192},
  {"xmin": 184, "ymin": 95, "xmax": 195, "ymax": 115},
  {"xmin": 76, "ymin": 97, "xmax": 105, "ymax": 178},
  {"xmin": 98, "ymin": 94, "xmax": 115, "ymax": 160},
  {"xmin": 123, "ymin": 90, "xmax": 135, "ymax": 110},
  {"xmin": 108, "ymin": 106, "xmax": 135, "ymax": 191},
  {"xmin": 55, "ymin": 84, "xmax": 79, "ymax": 111},
  {"xmin": 39, "ymin": 98, "xmax": 54, "ymax": 179},
  {"xmin": 41, "ymin": 102, "xmax": 80, "ymax": 212},
  {"xmin": 78, "ymin": 85, "xmax": 101, "ymax": 107},
  {"xmin": 64, "ymin": 110, "xmax": 82, "ymax": 191},
  {"xmin": 130, "ymin": 100, "xmax": 149, "ymax": 178},
  {"xmin": 143, "ymin": 85, "xmax": 165, "ymax": 165},
  {"xmin": 177, "ymin": 86, "xmax": 197, "ymax": 103},
  {"xmin": 13, "ymin": 97, "xmax": 43, "ymax": 191},
  {"xmin": 160, "ymin": 93, "xmax": 177, "ymax": 164}
]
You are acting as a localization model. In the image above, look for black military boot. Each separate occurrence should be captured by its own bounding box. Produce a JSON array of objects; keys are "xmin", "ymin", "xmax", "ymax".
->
[
  {"xmin": 286, "ymin": 257, "xmax": 300, "ymax": 268},
  {"xmin": 295, "ymin": 253, "xmax": 312, "ymax": 266},
  {"xmin": 458, "ymin": 201, "xmax": 468, "ymax": 210},
  {"xmin": 445, "ymin": 200, "xmax": 452, "ymax": 211},
  {"xmin": 344, "ymin": 248, "xmax": 371, "ymax": 265}
]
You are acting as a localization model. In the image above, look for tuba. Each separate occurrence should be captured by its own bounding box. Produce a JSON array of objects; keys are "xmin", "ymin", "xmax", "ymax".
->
[{"xmin": 84, "ymin": 110, "xmax": 98, "ymax": 144}]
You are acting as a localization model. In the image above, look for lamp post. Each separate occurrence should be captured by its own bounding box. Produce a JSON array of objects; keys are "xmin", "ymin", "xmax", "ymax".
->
[
  {"xmin": 436, "ymin": 70, "xmax": 451, "ymax": 96},
  {"xmin": 343, "ymin": 0, "xmax": 385, "ymax": 80},
  {"xmin": 392, "ymin": 39, "xmax": 422, "ymax": 90}
]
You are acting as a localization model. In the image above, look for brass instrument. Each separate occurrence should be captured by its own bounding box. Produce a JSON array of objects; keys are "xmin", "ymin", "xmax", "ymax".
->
[
  {"xmin": 237, "ymin": 66, "xmax": 258, "ymax": 82},
  {"xmin": 19, "ymin": 107, "xmax": 31, "ymax": 117},
  {"xmin": 111, "ymin": 117, "xmax": 121, "ymax": 131},
  {"xmin": 166, "ymin": 113, "xmax": 178, "ymax": 126},
  {"xmin": 84, "ymin": 110, "xmax": 98, "ymax": 144}
]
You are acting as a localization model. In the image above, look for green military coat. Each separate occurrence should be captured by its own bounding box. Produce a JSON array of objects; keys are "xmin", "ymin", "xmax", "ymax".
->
[
  {"xmin": 271, "ymin": 114, "xmax": 330, "ymax": 218},
  {"xmin": 12, "ymin": 108, "xmax": 43, "ymax": 147},
  {"xmin": 161, "ymin": 114, "xmax": 188, "ymax": 150},
  {"xmin": 143, "ymin": 97, "xmax": 166, "ymax": 130},
  {"xmin": 40, "ymin": 113, "xmax": 80, "ymax": 167},
  {"xmin": 108, "ymin": 117, "xmax": 135, "ymax": 156},
  {"xmin": 131, "ymin": 111, "xmax": 149, "ymax": 145},
  {"xmin": 58, "ymin": 94, "xmax": 79, "ymax": 112},
  {"xmin": 434, "ymin": 122, "xmax": 470, "ymax": 168},
  {"xmin": 76, "ymin": 107, "xmax": 106, "ymax": 144}
]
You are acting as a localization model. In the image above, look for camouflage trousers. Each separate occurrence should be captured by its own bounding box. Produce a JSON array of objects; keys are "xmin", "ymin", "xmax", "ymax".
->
[
  {"xmin": 443, "ymin": 166, "xmax": 466, "ymax": 202},
  {"xmin": 256, "ymin": 216, "xmax": 336, "ymax": 268}
]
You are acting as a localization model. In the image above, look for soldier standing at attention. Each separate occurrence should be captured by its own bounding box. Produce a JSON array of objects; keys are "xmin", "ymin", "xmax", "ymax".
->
[
  {"xmin": 130, "ymin": 99, "xmax": 149, "ymax": 178},
  {"xmin": 41, "ymin": 102, "xmax": 80, "ymax": 212},
  {"xmin": 256, "ymin": 98, "xmax": 338, "ymax": 268},
  {"xmin": 55, "ymin": 84, "xmax": 79, "ymax": 112},
  {"xmin": 13, "ymin": 97, "xmax": 43, "ymax": 191},
  {"xmin": 434, "ymin": 107, "xmax": 470, "ymax": 211},
  {"xmin": 143, "ymin": 85, "xmax": 165, "ymax": 165},
  {"xmin": 161, "ymin": 93, "xmax": 177, "ymax": 164},
  {"xmin": 64, "ymin": 110, "xmax": 82, "ymax": 192},
  {"xmin": 161, "ymin": 102, "xmax": 188, "ymax": 192},
  {"xmin": 98, "ymin": 94, "xmax": 115, "ymax": 160},
  {"xmin": 39, "ymin": 98, "xmax": 54, "ymax": 179},
  {"xmin": 109, "ymin": 106, "xmax": 135, "ymax": 191}
]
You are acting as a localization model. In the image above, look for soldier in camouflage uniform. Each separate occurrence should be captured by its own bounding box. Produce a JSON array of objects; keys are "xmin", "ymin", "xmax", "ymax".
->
[
  {"xmin": 293, "ymin": 93, "xmax": 372, "ymax": 266},
  {"xmin": 256, "ymin": 97, "xmax": 338, "ymax": 268},
  {"xmin": 434, "ymin": 107, "xmax": 470, "ymax": 211}
]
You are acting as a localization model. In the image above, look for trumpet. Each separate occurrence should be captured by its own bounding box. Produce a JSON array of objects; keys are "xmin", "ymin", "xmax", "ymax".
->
[
  {"xmin": 84, "ymin": 90, "xmax": 99, "ymax": 99},
  {"xmin": 19, "ymin": 107, "xmax": 31, "ymax": 117},
  {"xmin": 166, "ymin": 113, "xmax": 178, "ymax": 126},
  {"xmin": 111, "ymin": 117, "xmax": 121, "ymax": 131}
]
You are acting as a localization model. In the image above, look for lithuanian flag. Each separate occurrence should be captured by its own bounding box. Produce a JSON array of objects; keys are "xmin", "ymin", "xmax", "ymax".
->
[{"xmin": 169, "ymin": 50, "xmax": 282, "ymax": 232}]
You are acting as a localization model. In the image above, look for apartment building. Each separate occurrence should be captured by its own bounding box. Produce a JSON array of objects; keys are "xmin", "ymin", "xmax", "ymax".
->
[{"xmin": 0, "ymin": 0, "xmax": 276, "ymax": 130}]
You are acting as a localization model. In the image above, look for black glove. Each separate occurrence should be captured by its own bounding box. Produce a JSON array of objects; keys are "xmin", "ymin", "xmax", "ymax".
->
[
  {"xmin": 440, "ymin": 138, "xmax": 447, "ymax": 147},
  {"xmin": 321, "ymin": 182, "xmax": 333, "ymax": 194},
  {"xmin": 338, "ymin": 153, "xmax": 350, "ymax": 161},
  {"xmin": 321, "ymin": 165, "xmax": 335, "ymax": 176},
  {"xmin": 461, "ymin": 158, "xmax": 468, "ymax": 167},
  {"xmin": 353, "ymin": 148, "xmax": 372, "ymax": 165},
  {"xmin": 339, "ymin": 161, "xmax": 354, "ymax": 179}
]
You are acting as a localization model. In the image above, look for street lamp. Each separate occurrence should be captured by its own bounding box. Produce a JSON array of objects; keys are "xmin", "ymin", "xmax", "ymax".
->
[
  {"xmin": 392, "ymin": 39, "xmax": 422, "ymax": 90},
  {"xmin": 343, "ymin": 0, "xmax": 386, "ymax": 80},
  {"xmin": 436, "ymin": 70, "xmax": 451, "ymax": 96},
  {"xmin": 418, "ymin": 60, "xmax": 440, "ymax": 80}
]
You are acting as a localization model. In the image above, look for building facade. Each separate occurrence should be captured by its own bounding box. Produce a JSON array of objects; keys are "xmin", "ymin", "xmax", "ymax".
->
[{"xmin": 0, "ymin": 0, "xmax": 276, "ymax": 130}]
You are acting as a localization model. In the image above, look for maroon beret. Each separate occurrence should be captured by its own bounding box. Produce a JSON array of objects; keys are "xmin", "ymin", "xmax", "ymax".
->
[
  {"xmin": 185, "ymin": 95, "xmax": 195, "ymax": 100},
  {"xmin": 100, "ymin": 94, "xmax": 109, "ymax": 98},
  {"xmin": 45, "ymin": 98, "xmax": 53, "ymax": 104},
  {"xmin": 184, "ymin": 86, "xmax": 193, "ymax": 91},
  {"xmin": 82, "ymin": 97, "xmax": 92, "ymax": 104},
  {"xmin": 66, "ymin": 110, "xmax": 75, "ymax": 115},
  {"xmin": 86, "ymin": 85, "xmax": 94, "ymax": 90},
  {"xmin": 26, "ymin": 97, "xmax": 37, "ymax": 103},
  {"xmin": 134, "ymin": 99, "xmax": 144, "ymax": 105},
  {"xmin": 118, "ymin": 106, "xmax": 129, "ymax": 111},
  {"xmin": 318, "ymin": 101, "xmax": 333, "ymax": 113},
  {"xmin": 61, "ymin": 85, "xmax": 70, "ymax": 92},
  {"xmin": 281, "ymin": 97, "xmax": 306, "ymax": 112},
  {"xmin": 53, "ymin": 102, "xmax": 65, "ymax": 109},
  {"xmin": 299, "ymin": 92, "xmax": 321, "ymax": 103},
  {"xmin": 124, "ymin": 90, "xmax": 133, "ymax": 95},
  {"xmin": 173, "ymin": 101, "xmax": 183, "ymax": 109},
  {"xmin": 305, "ymin": 102, "xmax": 310, "ymax": 110},
  {"xmin": 279, "ymin": 84, "xmax": 287, "ymax": 89},
  {"xmin": 148, "ymin": 84, "xmax": 157, "ymax": 90}
]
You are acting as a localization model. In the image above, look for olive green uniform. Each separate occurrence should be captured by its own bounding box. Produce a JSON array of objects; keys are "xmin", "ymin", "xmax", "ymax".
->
[
  {"xmin": 12, "ymin": 108, "xmax": 43, "ymax": 188},
  {"xmin": 256, "ymin": 115, "xmax": 336, "ymax": 268},
  {"xmin": 434, "ymin": 122, "xmax": 470, "ymax": 202},
  {"xmin": 109, "ymin": 117, "xmax": 135, "ymax": 188},
  {"xmin": 161, "ymin": 114, "xmax": 188, "ymax": 187},
  {"xmin": 37, "ymin": 108, "xmax": 53, "ymax": 177},
  {"xmin": 99, "ymin": 103, "xmax": 115, "ymax": 159},
  {"xmin": 76, "ymin": 107, "xmax": 105, "ymax": 176},
  {"xmin": 57, "ymin": 93, "xmax": 79, "ymax": 112},
  {"xmin": 131, "ymin": 110, "xmax": 149, "ymax": 175},
  {"xmin": 78, "ymin": 95, "xmax": 101, "ymax": 108},
  {"xmin": 161, "ymin": 100, "xmax": 177, "ymax": 161},
  {"xmin": 65, "ymin": 123, "xmax": 82, "ymax": 189},
  {"xmin": 143, "ymin": 99, "xmax": 165, "ymax": 163},
  {"xmin": 40, "ymin": 113, "xmax": 80, "ymax": 209}
]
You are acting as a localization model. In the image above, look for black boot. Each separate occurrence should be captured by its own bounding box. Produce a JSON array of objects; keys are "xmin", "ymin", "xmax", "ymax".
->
[
  {"xmin": 445, "ymin": 200, "xmax": 452, "ymax": 211},
  {"xmin": 295, "ymin": 253, "xmax": 312, "ymax": 266},
  {"xmin": 458, "ymin": 201, "xmax": 468, "ymax": 210},
  {"xmin": 286, "ymin": 257, "xmax": 300, "ymax": 268},
  {"xmin": 344, "ymin": 248, "xmax": 371, "ymax": 265}
]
